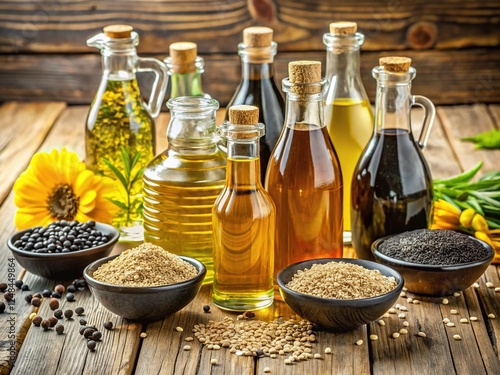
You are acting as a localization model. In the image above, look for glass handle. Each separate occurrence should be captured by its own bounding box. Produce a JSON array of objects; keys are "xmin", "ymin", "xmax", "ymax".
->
[
  {"xmin": 137, "ymin": 57, "xmax": 169, "ymax": 118},
  {"xmin": 412, "ymin": 95, "xmax": 436, "ymax": 150}
]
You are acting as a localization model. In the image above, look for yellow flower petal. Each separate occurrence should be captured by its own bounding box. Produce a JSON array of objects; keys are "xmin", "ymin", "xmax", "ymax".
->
[
  {"xmin": 434, "ymin": 199, "xmax": 461, "ymax": 216},
  {"xmin": 459, "ymin": 208, "xmax": 476, "ymax": 228},
  {"xmin": 472, "ymin": 214, "xmax": 489, "ymax": 233},
  {"xmin": 79, "ymin": 190, "xmax": 97, "ymax": 213}
]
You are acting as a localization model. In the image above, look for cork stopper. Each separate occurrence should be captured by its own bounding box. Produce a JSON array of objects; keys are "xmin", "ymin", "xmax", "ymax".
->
[
  {"xmin": 103, "ymin": 25, "xmax": 133, "ymax": 39},
  {"xmin": 329, "ymin": 21, "xmax": 357, "ymax": 35},
  {"xmin": 288, "ymin": 61, "xmax": 322, "ymax": 94},
  {"xmin": 168, "ymin": 42, "xmax": 198, "ymax": 74},
  {"xmin": 379, "ymin": 56, "xmax": 412, "ymax": 72},
  {"xmin": 229, "ymin": 105, "xmax": 259, "ymax": 125},
  {"xmin": 243, "ymin": 27, "xmax": 273, "ymax": 47}
]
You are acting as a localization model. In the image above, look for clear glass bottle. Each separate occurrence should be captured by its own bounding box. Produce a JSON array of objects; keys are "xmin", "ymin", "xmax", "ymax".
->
[
  {"xmin": 225, "ymin": 27, "xmax": 285, "ymax": 183},
  {"xmin": 323, "ymin": 22, "xmax": 374, "ymax": 244},
  {"xmin": 265, "ymin": 61, "xmax": 343, "ymax": 284},
  {"xmin": 213, "ymin": 105, "xmax": 275, "ymax": 311},
  {"xmin": 143, "ymin": 97, "xmax": 226, "ymax": 283},
  {"xmin": 164, "ymin": 42, "xmax": 208, "ymax": 98},
  {"xmin": 85, "ymin": 25, "xmax": 168, "ymax": 241},
  {"xmin": 351, "ymin": 56, "xmax": 435, "ymax": 260}
]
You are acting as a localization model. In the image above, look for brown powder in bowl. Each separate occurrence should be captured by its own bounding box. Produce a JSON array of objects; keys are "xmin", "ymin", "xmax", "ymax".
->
[
  {"xmin": 286, "ymin": 261, "xmax": 397, "ymax": 299},
  {"xmin": 92, "ymin": 243, "xmax": 198, "ymax": 287}
]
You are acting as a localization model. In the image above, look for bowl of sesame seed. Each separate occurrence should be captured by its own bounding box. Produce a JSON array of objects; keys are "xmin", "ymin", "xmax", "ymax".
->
[
  {"xmin": 277, "ymin": 258, "xmax": 404, "ymax": 331},
  {"xmin": 372, "ymin": 229, "xmax": 494, "ymax": 296}
]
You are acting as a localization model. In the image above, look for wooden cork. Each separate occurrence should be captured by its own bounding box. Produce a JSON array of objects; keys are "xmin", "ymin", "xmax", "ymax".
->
[
  {"xmin": 288, "ymin": 61, "xmax": 322, "ymax": 94},
  {"xmin": 379, "ymin": 56, "xmax": 412, "ymax": 72},
  {"xmin": 229, "ymin": 105, "xmax": 259, "ymax": 125},
  {"xmin": 103, "ymin": 25, "xmax": 133, "ymax": 39},
  {"xmin": 243, "ymin": 26, "xmax": 273, "ymax": 47},
  {"xmin": 329, "ymin": 21, "xmax": 357, "ymax": 35},
  {"xmin": 169, "ymin": 42, "xmax": 198, "ymax": 73}
]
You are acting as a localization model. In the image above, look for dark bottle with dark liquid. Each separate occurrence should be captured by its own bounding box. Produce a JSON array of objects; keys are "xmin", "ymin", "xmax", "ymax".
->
[
  {"xmin": 351, "ymin": 57, "xmax": 436, "ymax": 260},
  {"xmin": 225, "ymin": 27, "xmax": 285, "ymax": 182}
]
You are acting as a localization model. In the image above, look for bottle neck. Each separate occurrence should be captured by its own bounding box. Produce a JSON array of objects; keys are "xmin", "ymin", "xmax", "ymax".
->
[
  {"xmin": 239, "ymin": 42, "xmax": 277, "ymax": 80},
  {"xmin": 374, "ymin": 83, "xmax": 412, "ymax": 133},
  {"xmin": 166, "ymin": 56, "xmax": 206, "ymax": 97},
  {"xmin": 284, "ymin": 91, "xmax": 325, "ymax": 130},
  {"xmin": 101, "ymin": 46, "xmax": 138, "ymax": 81},
  {"xmin": 241, "ymin": 60, "xmax": 275, "ymax": 80},
  {"xmin": 226, "ymin": 141, "xmax": 261, "ymax": 188}
]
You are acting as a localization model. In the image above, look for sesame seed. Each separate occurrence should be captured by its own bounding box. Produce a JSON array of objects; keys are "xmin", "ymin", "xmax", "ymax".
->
[
  {"xmin": 470, "ymin": 316, "xmax": 478, "ymax": 321},
  {"xmin": 211, "ymin": 358, "xmax": 218, "ymax": 365},
  {"xmin": 400, "ymin": 306, "xmax": 408, "ymax": 312},
  {"xmin": 400, "ymin": 291, "xmax": 406, "ymax": 298},
  {"xmin": 185, "ymin": 337, "xmax": 194, "ymax": 341},
  {"xmin": 450, "ymin": 309, "xmax": 458, "ymax": 315},
  {"xmin": 355, "ymin": 340, "xmax": 363, "ymax": 346},
  {"xmin": 213, "ymin": 344, "xmax": 221, "ymax": 350},
  {"xmin": 314, "ymin": 353, "xmax": 321, "ymax": 359},
  {"xmin": 284, "ymin": 359, "xmax": 292, "ymax": 365},
  {"xmin": 392, "ymin": 332, "xmax": 400, "ymax": 339},
  {"xmin": 370, "ymin": 334, "xmax": 378, "ymax": 341},
  {"xmin": 495, "ymin": 287, "xmax": 500, "ymax": 292},
  {"xmin": 396, "ymin": 304, "xmax": 401, "ymax": 309},
  {"xmin": 398, "ymin": 313, "xmax": 406, "ymax": 319},
  {"xmin": 399, "ymin": 328, "xmax": 408, "ymax": 334},
  {"xmin": 407, "ymin": 298, "xmax": 413, "ymax": 303},
  {"xmin": 389, "ymin": 308, "xmax": 397, "ymax": 314},
  {"xmin": 486, "ymin": 282, "xmax": 494, "ymax": 288},
  {"xmin": 447, "ymin": 322, "xmax": 455, "ymax": 327},
  {"xmin": 412, "ymin": 299, "xmax": 420, "ymax": 304},
  {"xmin": 453, "ymin": 292, "xmax": 461, "ymax": 297},
  {"xmin": 453, "ymin": 334, "xmax": 462, "ymax": 340},
  {"xmin": 473, "ymin": 282, "xmax": 480, "ymax": 288},
  {"xmin": 443, "ymin": 318, "xmax": 450, "ymax": 324},
  {"xmin": 377, "ymin": 320, "xmax": 386, "ymax": 326},
  {"xmin": 460, "ymin": 318, "xmax": 469, "ymax": 324},
  {"xmin": 325, "ymin": 347, "xmax": 332, "ymax": 354},
  {"xmin": 403, "ymin": 287, "xmax": 408, "ymax": 292},
  {"xmin": 488, "ymin": 314, "xmax": 496, "ymax": 319},
  {"xmin": 417, "ymin": 332, "xmax": 427, "ymax": 337},
  {"xmin": 382, "ymin": 313, "xmax": 390, "ymax": 318},
  {"xmin": 183, "ymin": 345, "xmax": 191, "ymax": 351},
  {"xmin": 140, "ymin": 332, "xmax": 147, "ymax": 338},
  {"xmin": 175, "ymin": 326, "xmax": 184, "ymax": 332},
  {"xmin": 264, "ymin": 367, "xmax": 271, "ymax": 373},
  {"xmin": 403, "ymin": 321, "xmax": 409, "ymax": 327},
  {"xmin": 442, "ymin": 298, "xmax": 449, "ymax": 305}
]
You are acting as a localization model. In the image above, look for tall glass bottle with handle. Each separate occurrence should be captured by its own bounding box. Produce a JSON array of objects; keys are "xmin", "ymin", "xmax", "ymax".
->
[
  {"xmin": 225, "ymin": 27, "xmax": 285, "ymax": 182},
  {"xmin": 323, "ymin": 21, "xmax": 374, "ymax": 244},
  {"xmin": 351, "ymin": 56, "xmax": 435, "ymax": 260},
  {"xmin": 85, "ymin": 25, "xmax": 168, "ymax": 241},
  {"xmin": 265, "ymin": 61, "xmax": 343, "ymax": 283},
  {"xmin": 213, "ymin": 105, "xmax": 275, "ymax": 311}
]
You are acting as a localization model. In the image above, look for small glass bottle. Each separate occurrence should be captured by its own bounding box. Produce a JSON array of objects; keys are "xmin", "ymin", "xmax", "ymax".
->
[
  {"xmin": 225, "ymin": 27, "xmax": 285, "ymax": 182},
  {"xmin": 323, "ymin": 21, "xmax": 374, "ymax": 244},
  {"xmin": 213, "ymin": 105, "xmax": 275, "ymax": 311},
  {"xmin": 164, "ymin": 42, "xmax": 208, "ymax": 98},
  {"xmin": 351, "ymin": 56, "xmax": 435, "ymax": 260},
  {"xmin": 143, "ymin": 97, "xmax": 226, "ymax": 283},
  {"xmin": 85, "ymin": 25, "xmax": 168, "ymax": 241},
  {"xmin": 265, "ymin": 61, "xmax": 343, "ymax": 283}
]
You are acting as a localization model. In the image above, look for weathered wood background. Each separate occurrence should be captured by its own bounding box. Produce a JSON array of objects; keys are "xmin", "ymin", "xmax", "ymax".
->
[{"xmin": 0, "ymin": 0, "xmax": 499, "ymax": 106}]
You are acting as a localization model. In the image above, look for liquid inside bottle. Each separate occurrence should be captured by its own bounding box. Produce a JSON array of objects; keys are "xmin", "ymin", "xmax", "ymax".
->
[
  {"xmin": 323, "ymin": 22, "xmax": 373, "ymax": 242},
  {"xmin": 351, "ymin": 56, "xmax": 435, "ymax": 260},
  {"xmin": 213, "ymin": 106, "xmax": 275, "ymax": 311},
  {"xmin": 143, "ymin": 97, "xmax": 225, "ymax": 283}
]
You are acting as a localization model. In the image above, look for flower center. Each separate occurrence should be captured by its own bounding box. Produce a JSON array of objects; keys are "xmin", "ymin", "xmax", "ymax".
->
[{"xmin": 47, "ymin": 184, "xmax": 80, "ymax": 220}]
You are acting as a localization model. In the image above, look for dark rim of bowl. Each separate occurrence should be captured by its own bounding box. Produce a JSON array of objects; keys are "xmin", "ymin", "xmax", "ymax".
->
[
  {"xmin": 277, "ymin": 258, "xmax": 404, "ymax": 304},
  {"xmin": 7, "ymin": 222, "xmax": 119, "ymax": 258},
  {"xmin": 84, "ymin": 254, "xmax": 206, "ymax": 293},
  {"xmin": 372, "ymin": 235, "xmax": 495, "ymax": 270}
]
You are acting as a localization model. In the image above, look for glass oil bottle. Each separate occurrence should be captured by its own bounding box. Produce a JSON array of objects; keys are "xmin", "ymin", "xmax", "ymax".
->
[
  {"xmin": 164, "ymin": 42, "xmax": 208, "ymax": 98},
  {"xmin": 225, "ymin": 27, "xmax": 285, "ymax": 182},
  {"xmin": 351, "ymin": 57, "xmax": 435, "ymax": 260},
  {"xmin": 143, "ymin": 97, "xmax": 226, "ymax": 283},
  {"xmin": 323, "ymin": 22, "xmax": 374, "ymax": 244},
  {"xmin": 265, "ymin": 61, "xmax": 343, "ymax": 283},
  {"xmin": 213, "ymin": 105, "xmax": 275, "ymax": 311},
  {"xmin": 85, "ymin": 25, "xmax": 168, "ymax": 241}
]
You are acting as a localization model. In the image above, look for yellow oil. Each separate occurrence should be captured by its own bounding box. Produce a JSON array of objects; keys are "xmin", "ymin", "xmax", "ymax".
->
[
  {"xmin": 143, "ymin": 152, "xmax": 226, "ymax": 284},
  {"xmin": 325, "ymin": 98, "xmax": 373, "ymax": 232},
  {"xmin": 266, "ymin": 125, "xmax": 343, "ymax": 282},
  {"xmin": 212, "ymin": 158, "xmax": 275, "ymax": 311}
]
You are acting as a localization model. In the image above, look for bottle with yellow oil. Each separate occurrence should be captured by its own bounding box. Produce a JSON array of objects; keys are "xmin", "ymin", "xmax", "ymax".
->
[
  {"xmin": 143, "ymin": 97, "xmax": 226, "ymax": 284},
  {"xmin": 213, "ymin": 105, "xmax": 275, "ymax": 311},
  {"xmin": 323, "ymin": 22, "xmax": 374, "ymax": 244}
]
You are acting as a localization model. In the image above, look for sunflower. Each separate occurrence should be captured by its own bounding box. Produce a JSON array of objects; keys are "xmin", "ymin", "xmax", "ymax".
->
[{"xmin": 13, "ymin": 148, "xmax": 118, "ymax": 230}]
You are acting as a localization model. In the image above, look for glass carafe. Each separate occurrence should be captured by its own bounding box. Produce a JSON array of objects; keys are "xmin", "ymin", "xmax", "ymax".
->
[
  {"xmin": 164, "ymin": 42, "xmax": 208, "ymax": 98},
  {"xmin": 213, "ymin": 105, "xmax": 275, "ymax": 311},
  {"xmin": 143, "ymin": 97, "xmax": 226, "ymax": 284},
  {"xmin": 265, "ymin": 61, "xmax": 343, "ymax": 284},
  {"xmin": 85, "ymin": 25, "xmax": 168, "ymax": 241},
  {"xmin": 351, "ymin": 57, "xmax": 435, "ymax": 260},
  {"xmin": 323, "ymin": 22, "xmax": 374, "ymax": 244},
  {"xmin": 225, "ymin": 27, "xmax": 285, "ymax": 183}
]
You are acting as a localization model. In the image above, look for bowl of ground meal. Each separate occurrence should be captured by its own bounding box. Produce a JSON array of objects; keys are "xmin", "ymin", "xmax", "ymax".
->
[
  {"xmin": 8, "ymin": 220, "xmax": 119, "ymax": 279},
  {"xmin": 277, "ymin": 258, "xmax": 403, "ymax": 331},
  {"xmin": 83, "ymin": 243, "xmax": 206, "ymax": 321},
  {"xmin": 372, "ymin": 229, "xmax": 494, "ymax": 296}
]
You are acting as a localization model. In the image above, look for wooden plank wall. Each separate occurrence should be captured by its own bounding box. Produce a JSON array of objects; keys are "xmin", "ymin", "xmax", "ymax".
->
[{"xmin": 0, "ymin": 0, "xmax": 499, "ymax": 106}]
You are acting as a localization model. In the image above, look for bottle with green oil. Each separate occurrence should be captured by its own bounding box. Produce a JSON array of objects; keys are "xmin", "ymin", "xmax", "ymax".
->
[
  {"xmin": 143, "ymin": 97, "xmax": 226, "ymax": 284},
  {"xmin": 85, "ymin": 25, "xmax": 168, "ymax": 241}
]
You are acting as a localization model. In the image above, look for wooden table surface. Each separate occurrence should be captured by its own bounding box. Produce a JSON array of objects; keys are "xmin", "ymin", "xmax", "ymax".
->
[{"xmin": 1, "ymin": 101, "xmax": 500, "ymax": 375}]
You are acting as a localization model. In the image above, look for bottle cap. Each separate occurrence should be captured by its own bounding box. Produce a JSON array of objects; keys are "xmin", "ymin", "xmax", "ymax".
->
[
  {"xmin": 329, "ymin": 21, "xmax": 357, "ymax": 35},
  {"xmin": 169, "ymin": 42, "xmax": 198, "ymax": 74},
  {"xmin": 103, "ymin": 25, "xmax": 133, "ymax": 39},
  {"xmin": 229, "ymin": 105, "xmax": 259, "ymax": 125},
  {"xmin": 288, "ymin": 60, "xmax": 322, "ymax": 94},
  {"xmin": 243, "ymin": 27, "xmax": 273, "ymax": 47},
  {"xmin": 379, "ymin": 56, "xmax": 412, "ymax": 72}
]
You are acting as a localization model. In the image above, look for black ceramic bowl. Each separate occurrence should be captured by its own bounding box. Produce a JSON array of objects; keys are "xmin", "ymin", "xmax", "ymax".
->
[
  {"xmin": 372, "ymin": 235, "xmax": 494, "ymax": 296},
  {"xmin": 84, "ymin": 254, "xmax": 206, "ymax": 321},
  {"xmin": 8, "ymin": 222, "xmax": 119, "ymax": 280},
  {"xmin": 277, "ymin": 258, "xmax": 404, "ymax": 332}
]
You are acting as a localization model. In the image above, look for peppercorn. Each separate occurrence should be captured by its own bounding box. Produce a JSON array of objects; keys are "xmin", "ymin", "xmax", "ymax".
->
[
  {"xmin": 48, "ymin": 316, "xmax": 58, "ymax": 327},
  {"xmin": 91, "ymin": 331, "xmax": 102, "ymax": 341},
  {"xmin": 66, "ymin": 285, "xmax": 76, "ymax": 293},
  {"xmin": 87, "ymin": 340, "xmax": 97, "ymax": 351},
  {"xmin": 32, "ymin": 292, "xmax": 42, "ymax": 299},
  {"xmin": 31, "ymin": 297, "xmax": 41, "ymax": 307},
  {"xmin": 0, "ymin": 282, "xmax": 7, "ymax": 292},
  {"xmin": 24, "ymin": 294, "xmax": 33, "ymax": 303},
  {"xmin": 4, "ymin": 292, "xmax": 13, "ymax": 301},
  {"xmin": 54, "ymin": 284, "xmax": 65, "ymax": 294},
  {"xmin": 54, "ymin": 310, "xmax": 63, "ymax": 319},
  {"xmin": 14, "ymin": 280, "xmax": 23, "ymax": 288},
  {"xmin": 55, "ymin": 324, "xmax": 64, "ymax": 334},
  {"xmin": 49, "ymin": 298, "xmax": 59, "ymax": 311},
  {"xmin": 75, "ymin": 307, "xmax": 84, "ymax": 316},
  {"xmin": 21, "ymin": 284, "xmax": 30, "ymax": 291},
  {"xmin": 256, "ymin": 349, "xmax": 265, "ymax": 358},
  {"xmin": 66, "ymin": 293, "xmax": 75, "ymax": 302},
  {"xmin": 103, "ymin": 321, "xmax": 113, "ymax": 330},
  {"xmin": 75, "ymin": 279, "xmax": 86, "ymax": 289},
  {"xmin": 84, "ymin": 328, "xmax": 96, "ymax": 339},
  {"xmin": 244, "ymin": 311, "xmax": 255, "ymax": 319},
  {"xmin": 51, "ymin": 292, "xmax": 61, "ymax": 299},
  {"xmin": 79, "ymin": 319, "xmax": 87, "ymax": 326},
  {"xmin": 32, "ymin": 316, "xmax": 43, "ymax": 326},
  {"xmin": 0, "ymin": 301, "xmax": 5, "ymax": 313},
  {"xmin": 41, "ymin": 320, "xmax": 50, "ymax": 330},
  {"xmin": 64, "ymin": 310, "xmax": 73, "ymax": 319},
  {"xmin": 41, "ymin": 289, "xmax": 51, "ymax": 298},
  {"xmin": 203, "ymin": 305, "xmax": 211, "ymax": 313}
]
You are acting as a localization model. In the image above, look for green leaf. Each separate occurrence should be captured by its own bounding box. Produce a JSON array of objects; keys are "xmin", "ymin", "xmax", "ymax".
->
[
  {"xmin": 106, "ymin": 197, "xmax": 128, "ymax": 210},
  {"xmin": 103, "ymin": 158, "xmax": 128, "ymax": 189},
  {"xmin": 120, "ymin": 146, "xmax": 131, "ymax": 181},
  {"xmin": 465, "ymin": 196, "xmax": 484, "ymax": 215},
  {"xmin": 461, "ymin": 129, "xmax": 500, "ymax": 149},
  {"xmin": 130, "ymin": 150, "xmax": 142, "ymax": 170},
  {"xmin": 433, "ymin": 161, "xmax": 483, "ymax": 186},
  {"xmin": 130, "ymin": 167, "xmax": 145, "ymax": 187}
]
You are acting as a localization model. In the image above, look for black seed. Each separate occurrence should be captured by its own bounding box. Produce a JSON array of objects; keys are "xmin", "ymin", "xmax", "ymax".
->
[
  {"xmin": 87, "ymin": 340, "xmax": 97, "ymax": 351},
  {"xmin": 41, "ymin": 320, "xmax": 50, "ymax": 330},
  {"xmin": 256, "ymin": 349, "xmax": 265, "ymax": 358},
  {"xmin": 4, "ymin": 292, "xmax": 13, "ymax": 301},
  {"xmin": 55, "ymin": 324, "xmax": 64, "ymax": 334},
  {"xmin": 79, "ymin": 318, "xmax": 87, "ymax": 326},
  {"xmin": 51, "ymin": 291, "xmax": 61, "ymax": 299},
  {"xmin": 0, "ymin": 283, "xmax": 7, "ymax": 292},
  {"xmin": 14, "ymin": 280, "xmax": 23, "ymax": 288},
  {"xmin": 25, "ymin": 294, "xmax": 33, "ymax": 303},
  {"xmin": 0, "ymin": 301, "xmax": 5, "ymax": 313},
  {"xmin": 91, "ymin": 331, "xmax": 102, "ymax": 341},
  {"xmin": 54, "ymin": 310, "xmax": 63, "ymax": 319},
  {"xmin": 66, "ymin": 285, "xmax": 76, "ymax": 293},
  {"xmin": 66, "ymin": 292, "xmax": 75, "ymax": 302},
  {"xmin": 84, "ymin": 327, "xmax": 96, "ymax": 339},
  {"xmin": 32, "ymin": 316, "xmax": 42, "ymax": 326},
  {"xmin": 48, "ymin": 316, "xmax": 58, "ymax": 327},
  {"xmin": 103, "ymin": 321, "xmax": 113, "ymax": 330},
  {"xmin": 75, "ymin": 307, "xmax": 84, "ymax": 316},
  {"xmin": 21, "ymin": 284, "xmax": 30, "ymax": 291},
  {"xmin": 41, "ymin": 289, "xmax": 51, "ymax": 298},
  {"xmin": 49, "ymin": 298, "xmax": 59, "ymax": 310},
  {"xmin": 64, "ymin": 310, "xmax": 73, "ymax": 319},
  {"xmin": 203, "ymin": 305, "xmax": 211, "ymax": 313}
]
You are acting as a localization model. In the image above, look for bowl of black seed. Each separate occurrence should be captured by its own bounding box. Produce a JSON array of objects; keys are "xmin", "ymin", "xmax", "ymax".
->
[
  {"xmin": 277, "ymin": 258, "xmax": 403, "ymax": 331},
  {"xmin": 372, "ymin": 229, "xmax": 495, "ymax": 296},
  {"xmin": 7, "ymin": 220, "xmax": 119, "ymax": 279}
]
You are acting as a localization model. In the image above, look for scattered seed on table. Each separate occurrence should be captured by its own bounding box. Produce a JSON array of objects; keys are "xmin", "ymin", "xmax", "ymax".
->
[
  {"xmin": 443, "ymin": 318, "xmax": 450, "ymax": 324},
  {"xmin": 64, "ymin": 310, "xmax": 73, "ymax": 319},
  {"xmin": 382, "ymin": 313, "xmax": 390, "ymax": 318},
  {"xmin": 32, "ymin": 316, "xmax": 42, "ymax": 326},
  {"xmin": 75, "ymin": 307, "xmax": 85, "ymax": 316},
  {"xmin": 264, "ymin": 367, "xmax": 271, "ymax": 373},
  {"xmin": 54, "ymin": 284, "xmax": 65, "ymax": 294},
  {"xmin": 66, "ymin": 293, "xmax": 75, "ymax": 302},
  {"xmin": 21, "ymin": 284, "xmax": 30, "ymax": 291},
  {"xmin": 325, "ymin": 347, "xmax": 332, "ymax": 354},
  {"xmin": 488, "ymin": 313, "xmax": 496, "ymax": 319},
  {"xmin": 447, "ymin": 322, "xmax": 455, "ymax": 327},
  {"xmin": 183, "ymin": 345, "xmax": 191, "ymax": 351},
  {"xmin": 87, "ymin": 340, "xmax": 97, "ymax": 351},
  {"xmin": 140, "ymin": 332, "xmax": 147, "ymax": 338},
  {"xmin": 51, "ymin": 292, "xmax": 61, "ymax": 299},
  {"xmin": 55, "ymin": 324, "xmax": 64, "ymax": 334},
  {"xmin": 92, "ymin": 331, "xmax": 102, "ymax": 341},
  {"xmin": 32, "ymin": 293, "xmax": 42, "ymax": 299},
  {"xmin": 175, "ymin": 326, "xmax": 184, "ymax": 332},
  {"xmin": 213, "ymin": 344, "xmax": 220, "ymax": 350},
  {"xmin": 403, "ymin": 321, "xmax": 409, "ymax": 327},
  {"xmin": 442, "ymin": 298, "xmax": 449, "ymax": 305},
  {"xmin": 355, "ymin": 339, "xmax": 363, "ymax": 346},
  {"xmin": 460, "ymin": 318, "xmax": 469, "ymax": 324},
  {"xmin": 25, "ymin": 294, "xmax": 33, "ymax": 303},
  {"xmin": 417, "ymin": 332, "xmax": 427, "ymax": 337},
  {"xmin": 29, "ymin": 312, "xmax": 36, "ymax": 320},
  {"xmin": 313, "ymin": 353, "xmax": 321, "ymax": 359},
  {"xmin": 450, "ymin": 309, "xmax": 458, "ymax": 315},
  {"xmin": 284, "ymin": 359, "xmax": 292, "ymax": 365},
  {"xmin": 41, "ymin": 320, "xmax": 50, "ymax": 330},
  {"xmin": 396, "ymin": 304, "xmax": 401, "ymax": 309},
  {"xmin": 0, "ymin": 282, "xmax": 7, "ymax": 291},
  {"xmin": 407, "ymin": 297, "xmax": 413, "ymax": 303},
  {"xmin": 453, "ymin": 334, "xmax": 462, "ymax": 340},
  {"xmin": 453, "ymin": 292, "xmax": 461, "ymax": 297},
  {"xmin": 48, "ymin": 316, "xmax": 58, "ymax": 327},
  {"xmin": 370, "ymin": 334, "xmax": 378, "ymax": 341},
  {"xmin": 399, "ymin": 328, "xmax": 408, "ymax": 334},
  {"xmin": 49, "ymin": 298, "xmax": 59, "ymax": 311},
  {"xmin": 31, "ymin": 297, "xmax": 41, "ymax": 307},
  {"xmin": 41, "ymin": 289, "xmax": 51, "ymax": 297},
  {"xmin": 14, "ymin": 280, "xmax": 23, "ymax": 288},
  {"xmin": 400, "ymin": 291, "xmax": 406, "ymax": 298},
  {"xmin": 398, "ymin": 313, "xmax": 406, "ymax": 319},
  {"xmin": 495, "ymin": 287, "xmax": 500, "ymax": 292},
  {"xmin": 79, "ymin": 318, "xmax": 87, "ymax": 325},
  {"xmin": 103, "ymin": 321, "xmax": 113, "ymax": 330},
  {"xmin": 210, "ymin": 358, "xmax": 218, "ymax": 365},
  {"xmin": 4, "ymin": 292, "xmax": 13, "ymax": 301},
  {"xmin": 473, "ymin": 283, "xmax": 480, "ymax": 288},
  {"xmin": 84, "ymin": 328, "xmax": 96, "ymax": 339},
  {"xmin": 486, "ymin": 282, "xmax": 494, "ymax": 288},
  {"xmin": 389, "ymin": 308, "xmax": 397, "ymax": 314},
  {"xmin": 400, "ymin": 306, "xmax": 408, "ymax": 312},
  {"xmin": 67, "ymin": 285, "xmax": 76, "ymax": 293},
  {"xmin": 392, "ymin": 332, "xmax": 400, "ymax": 339},
  {"xmin": 412, "ymin": 299, "xmax": 420, "ymax": 304},
  {"xmin": 470, "ymin": 316, "xmax": 478, "ymax": 321},
  {"xmin": 185, "ymin": 337, "xmax": 194, "ymax": 342},
  {"xmin": 203, "ymin": 305, "xmax": 211, "ymax": 313},
  {"xmin": 377, "ymin": 320, "xmax": 386, "ymax": 326}
]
